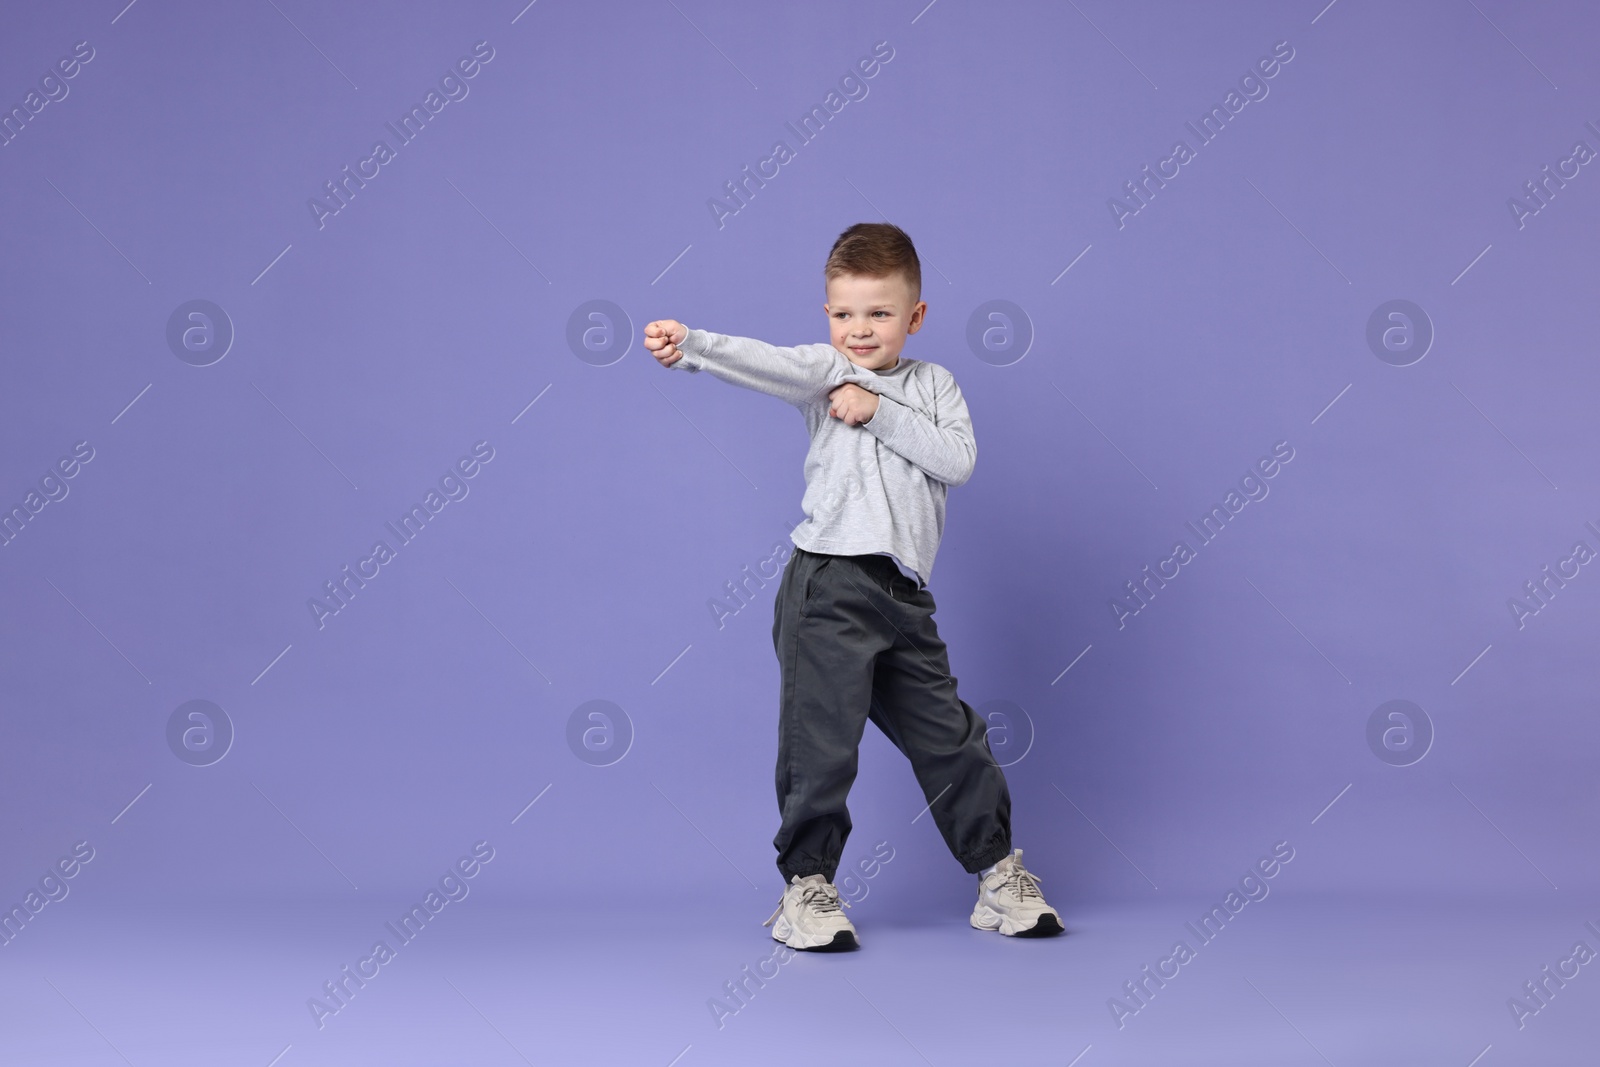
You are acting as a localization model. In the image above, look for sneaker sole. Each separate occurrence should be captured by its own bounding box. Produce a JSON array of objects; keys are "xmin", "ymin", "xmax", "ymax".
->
[
  {"xmin": 970, "ymin": 904, "xmax": 1064, "ymax": 938},
  {"xmin": 1012, "ymin": 912, "xmax": 1063, "ymax": 938},
  {"xmin": 771, "ymin": 915, "xmax": 860, "ymax": 951}
]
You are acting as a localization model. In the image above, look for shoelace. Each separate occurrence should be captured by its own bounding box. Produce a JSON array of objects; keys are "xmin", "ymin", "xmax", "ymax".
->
[
  {"xmin": 996, "ymin": 858, "xmax": 1045, "ymax": 903},
  {"xmin": 763, "ymin": 880, "xmax": 853, "ymax": 926}
]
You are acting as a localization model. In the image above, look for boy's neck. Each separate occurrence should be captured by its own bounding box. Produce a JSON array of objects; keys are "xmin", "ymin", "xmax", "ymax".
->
[{"xmin": 845, "ymin": 351, "xmax": 901, "ymax": 374}]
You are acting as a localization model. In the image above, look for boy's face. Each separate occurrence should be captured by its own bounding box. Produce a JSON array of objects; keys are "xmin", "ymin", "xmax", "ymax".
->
[{"xmin": 824, "ymin": 271, "xmax": 925, "ymax": 372}]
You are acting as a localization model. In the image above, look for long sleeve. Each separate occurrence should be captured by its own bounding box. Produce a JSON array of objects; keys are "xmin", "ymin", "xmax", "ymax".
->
[
  {"xmin": 860, "ymin": 365, "xmax": 977, "ymax": 487},
  {"xmin": 668, "ymin": 327, "xmax": 838, "ymax": 408}
]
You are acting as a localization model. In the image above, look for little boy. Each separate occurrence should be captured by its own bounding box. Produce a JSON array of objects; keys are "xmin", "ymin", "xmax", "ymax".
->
[{"xmin": 644, "ymin": 222, "xmax": 1061, "ymax": 949}]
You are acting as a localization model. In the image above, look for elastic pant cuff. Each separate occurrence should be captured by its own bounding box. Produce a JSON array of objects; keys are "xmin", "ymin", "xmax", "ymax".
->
[{"xmin": 962, "ymin": 834, "xmax": 1012, "ymax": 875}]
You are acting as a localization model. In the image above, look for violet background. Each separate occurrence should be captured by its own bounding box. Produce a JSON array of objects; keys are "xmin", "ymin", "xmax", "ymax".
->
[{"xmin": 2, "ymin": 1, "xmax": 1596, "ymax": 1063}]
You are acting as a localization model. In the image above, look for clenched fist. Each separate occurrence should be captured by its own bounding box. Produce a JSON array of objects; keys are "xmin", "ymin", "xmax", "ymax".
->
[
  {"xmin": 644, "ymin": 320, "xmax": 688, "ymax": 367},
  {"xmin": 828, "ymin": 382, "xmax": 879, "ymax": 427}
]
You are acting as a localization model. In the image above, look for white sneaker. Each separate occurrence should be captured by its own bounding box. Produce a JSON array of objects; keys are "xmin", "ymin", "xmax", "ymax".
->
[
  {"xmin": 970, "ymin": 849, "xmax": 1063, "ymax": 937},
  {"xmin": 762, "ymin": 873, "xmax": 859, "ymax": 951}
]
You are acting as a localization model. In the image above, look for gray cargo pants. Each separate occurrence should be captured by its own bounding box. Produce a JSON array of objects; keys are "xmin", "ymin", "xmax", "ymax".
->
[{"xmin": 770, "ymin": 546, "xmax": 1013, "ymax": 883}]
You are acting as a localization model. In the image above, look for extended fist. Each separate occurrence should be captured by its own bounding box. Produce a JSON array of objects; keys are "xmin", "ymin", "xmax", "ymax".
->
[
  {"xmin": 644, "ymin": 320, "xmax": 688, "ymax": 367},
  {"xmin": 829, "ymin": 383, "xmax": 879, "ymax": 427}
]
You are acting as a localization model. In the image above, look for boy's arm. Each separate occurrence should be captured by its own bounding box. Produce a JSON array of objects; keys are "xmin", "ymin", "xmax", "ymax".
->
[
  {"xmin": 858, "ymin": 367, "xmax": 977, "ymax": 487},
  {"xmin": 669, "ymin": 328, "xmax": 839, "ymax": 408}
]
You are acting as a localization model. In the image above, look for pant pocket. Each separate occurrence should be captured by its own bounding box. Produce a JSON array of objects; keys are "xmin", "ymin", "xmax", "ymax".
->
[{"xmin": 799, "ymin": 556, "xmax": 833, "ymax": 614}]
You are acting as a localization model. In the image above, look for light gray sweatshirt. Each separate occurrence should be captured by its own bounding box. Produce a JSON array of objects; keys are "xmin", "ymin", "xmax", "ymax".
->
[{"xmin": 670, "ymin": 327, "xmax": 976, "ymax": 589}]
